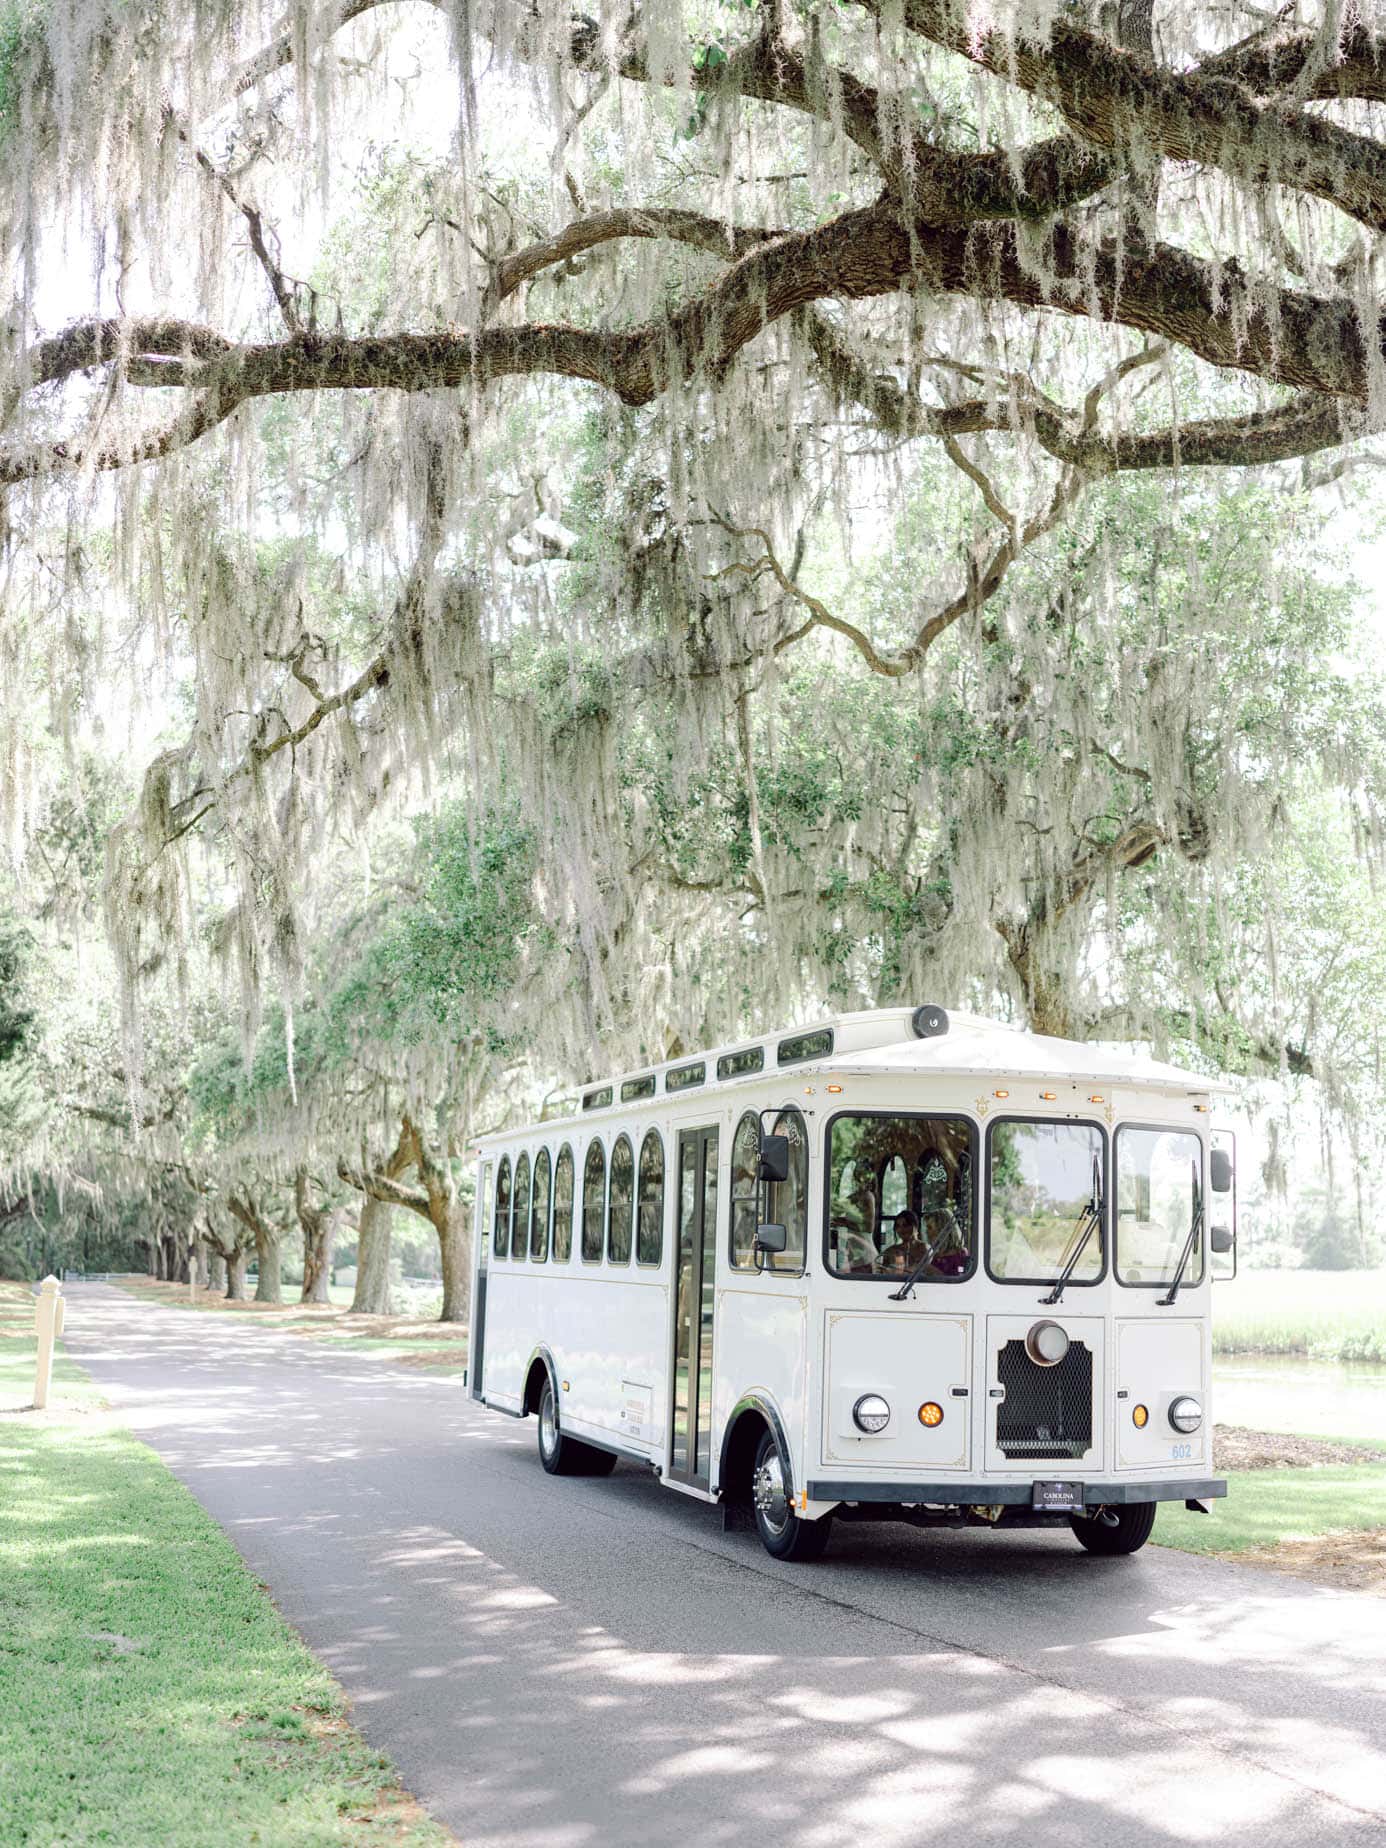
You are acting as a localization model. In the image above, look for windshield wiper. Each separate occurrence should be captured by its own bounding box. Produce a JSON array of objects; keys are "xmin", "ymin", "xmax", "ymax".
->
[
  {"xmin": 1158, "ymin": 1162, "xmax": 1204, "ymax": 1306},
  {"xmin": 888, "ymin": 1219, "xmax": 948, "ymax": 1302},
  {"xmin": 1040, "ymin": 1153, "xmax": 1103, "ymax": 1306}
]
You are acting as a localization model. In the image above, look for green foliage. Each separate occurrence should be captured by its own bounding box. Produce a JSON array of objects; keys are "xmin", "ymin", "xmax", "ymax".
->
[
  {"xmin": 0, "ymin": 1, "xmax": 45, "ymax": 149},
  {"xmin": 1211, "ymin": 1269, "xmax": 1386, "ymax": 1360},
  {"xmin": 189, "ymin": 800, "xmax": 542, "ymax": 1145}
]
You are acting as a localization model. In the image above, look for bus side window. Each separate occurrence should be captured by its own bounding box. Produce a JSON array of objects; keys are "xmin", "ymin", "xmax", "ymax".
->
[
  {"xmin": 636, "ymin": 1130, "xmax": 664, "ymax": 1266},
  {"xmin": 553, "ymin": 1145, "xmax": 575, "ymax": 1262},
  {"xmin": 531, "ymin": 1147, "xmax": 551, "ymax": 1263},
  {"xmin": 494, "ymin": 1156, "xmax": 511, "ymax": 1261},
  {"xmin": 730, "ymin": 1113, "xmax": 760, "ymax": 1270},
  {"xmin": 765, "ymin": 1107, "xmax": 808, "ymax": 1275},
  {"xmin": 512, "ymin": 1152, "xmax": 531, "ymax": 1265},
  {"xmin": 581, "ymin": 1140, "xmax": 605, "ymax": 1263},
  {"xmin": 608, "ymin": 1135, "xmax": 634, "ymax": 1264}
]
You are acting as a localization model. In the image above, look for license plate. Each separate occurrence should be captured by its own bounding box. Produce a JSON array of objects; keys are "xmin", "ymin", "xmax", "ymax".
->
[{"xmin": 1032, "ymin": 1479, "xmax": 1085, "ymax": 1513}]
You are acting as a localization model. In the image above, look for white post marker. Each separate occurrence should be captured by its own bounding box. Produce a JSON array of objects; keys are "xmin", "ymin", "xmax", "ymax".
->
[{"xmin": 33, "ymin": 1275, "xmax": 65, "ymax": 1411}]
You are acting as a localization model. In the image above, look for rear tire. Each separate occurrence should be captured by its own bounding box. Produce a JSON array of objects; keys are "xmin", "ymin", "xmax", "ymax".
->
[
  {"xmin": 751, "ymin": 1428, "xmax": 832, "ymax": 1561},
  {"xmin": 1070, "ymin": 1501, "xmax": 1157, "ymax": 1555},
  {"xmin": 537, "ymin": 1378, "xmax": 618, "ymax": 1477}
]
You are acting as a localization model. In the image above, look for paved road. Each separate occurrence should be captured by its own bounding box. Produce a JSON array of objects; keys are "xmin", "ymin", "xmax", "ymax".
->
[{"xmin": 63, "ymin": 1287, "xmax": 1386, "ymax": 1848}]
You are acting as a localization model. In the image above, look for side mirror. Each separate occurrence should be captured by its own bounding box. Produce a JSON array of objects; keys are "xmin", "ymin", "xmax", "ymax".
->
[
  {"xmin": 754, "ymin": 1223, "xmax": 787, "ymax": 1254},
  {"xmin": 1210, "ymin": 1149, "xmax": 1234, "ymax": 1194},
  {"xmin": 757, "ymin": 1134, "xmax": 789, "ymax": 1184},
  {"xmin": 1210, "ymin": 1224, "xmax": 1234, "ymax": 1255}
]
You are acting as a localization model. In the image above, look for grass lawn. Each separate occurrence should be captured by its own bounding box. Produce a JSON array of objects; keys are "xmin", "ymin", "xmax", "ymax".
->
[
  {"xmin": 1212, "ymin": 1267, "xmax": 1386, "ymax": 1360},
  {"xmin": 1154, "ymin": 1465, "xmax": 1386, "ymax": 1558},
  {"xmin": 0, "ymin": 1284, "xmax": 452, "ymax": 1846}
]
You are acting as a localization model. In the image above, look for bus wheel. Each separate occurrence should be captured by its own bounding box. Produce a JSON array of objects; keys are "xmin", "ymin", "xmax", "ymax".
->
[
  {"xmin": 1070, "ymin": 1502, "xmax": 1157, "ymax": 1555},
  {"xmin": 537, "ymin": 1378, "xmax": 616, "ymax": 1477},
  {"xmin": 751, "ymin": 1428, "xmax": 831, "ymax": 1562}
]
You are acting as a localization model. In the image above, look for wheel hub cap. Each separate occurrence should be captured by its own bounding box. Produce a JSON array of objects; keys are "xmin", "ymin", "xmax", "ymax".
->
[
  {"xmin": 540, "ymin": 1392, "xmax": 557, "ymax": 1456},
  {"xmin": 752, "ymin": 1453, "xmax": 789, "ymax": 1533}
]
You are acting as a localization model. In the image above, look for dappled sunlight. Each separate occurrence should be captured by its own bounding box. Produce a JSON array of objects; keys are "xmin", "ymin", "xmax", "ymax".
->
[{"xmin": 1026, "ymin": 1748, "xmax": 1288, "ymax": 1839}]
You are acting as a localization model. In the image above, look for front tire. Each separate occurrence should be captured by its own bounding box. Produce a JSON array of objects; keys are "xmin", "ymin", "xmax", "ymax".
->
[
  {"xmin": 751, "ymin": 1428, "xmax": 832, "ymax": 1561},
  {"xmin": 1070, "ymin": 1501, "xmax": 1157, "ymax": 1555},
  {"xmin": 537, "ymin": 1378, "xmax": 617, "ymax": 1477}
]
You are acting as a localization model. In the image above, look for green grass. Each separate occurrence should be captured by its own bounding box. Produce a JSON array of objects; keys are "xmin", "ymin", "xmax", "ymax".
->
[
  {"xmin": 0, "ymin": 1292, "xmax": 450, "ymax": 1847},
  {"xmin": 1155, "ymin": 1466, "xmax": 1386, "ymax": 1556},
  {"xmin": 1212, "ymin": 1268, "xmax": 1386, "ymax": 1361}
]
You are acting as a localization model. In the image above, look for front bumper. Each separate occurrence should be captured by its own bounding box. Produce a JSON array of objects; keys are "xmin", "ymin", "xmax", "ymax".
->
[{"xmin": 805, "ymin": 1476, "xmax": 1226, "ymax": 1508}]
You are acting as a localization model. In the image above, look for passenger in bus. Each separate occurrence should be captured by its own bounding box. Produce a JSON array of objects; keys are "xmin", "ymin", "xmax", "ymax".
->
[
  {"xmin": 831, "ymin": 1203, "xmax": 878, "ymax": 1274},
  {"xmin": 925, "ymin": 1207, "xmax": 970, "ymax": 1276},
  {"xmin": 880, "ymin": 1208, "xmax": 923, "ymax": 1272}
]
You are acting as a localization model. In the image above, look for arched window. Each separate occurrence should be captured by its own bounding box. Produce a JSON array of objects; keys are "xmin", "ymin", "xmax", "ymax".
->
[
  {"xmin": 636, "ymin": 1130, "xmax": 664, "ymax": 1266},
  {"xmin": 552, "ymin": 1145, "xmax": 574, "ymax": 1262},
  {"xmin": 882, "ymin": 1153, "xmax": 908, "ymax": 1217},
  {"xmin": 582, "ymin": 1140, "xmax": 605, "ymax": 1262},
  {"xmin": 608, "ymin": 1135, "xmax": 634, "ymax": 1264},
  {"xmin": 766, "ymin": 1106, "xmax": 809, "ymax": 1275},
  {"xmin": 730, "ymin": 1112, "xmax": 761, "ymax": 1271},
  {"xmin": 530, "ymin": 1147, "xmax": 551, "ymax": 1263},
  {"xmin": 512, "ymin": 1152, "xmax": 531, "ymax": 1264},
  {"xmin": 493, "ymin": 1156, "xmax": 511, "ymax": 1260}
]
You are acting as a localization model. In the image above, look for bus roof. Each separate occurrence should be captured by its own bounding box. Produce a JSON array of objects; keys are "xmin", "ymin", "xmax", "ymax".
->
[
  {"xmin": 477, "ymin": 1008, "xmax": 1233, "ymax": 1147},
  {"xmin": 809, "ymin": 1015, "xmax": 1235, "ymax": 1094}
]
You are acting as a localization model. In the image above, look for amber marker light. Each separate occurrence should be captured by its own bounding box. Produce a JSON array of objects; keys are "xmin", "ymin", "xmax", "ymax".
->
[
  {"xmin": 1132, "ymin": 1404, "xmax": 1149, "ymax": 1428},
  {"xmin": 1039, "ymin": 1091, "xmax": 1057, "ymax": 1101},
  {"xmin": 1088, "ymin": 1094, "xmax": 1104, "ymax": 1104},
  {"xmin": 918, "ymin": 1402, "xmax": 944, "ymax": 1427},
  {"xmin": 827, "ymin": 1083, "xmax": 843, "ymax": 1093},
  {"xmin": 993, "ymin": 1089, "xmax": 1009, "ymax": 1099}
]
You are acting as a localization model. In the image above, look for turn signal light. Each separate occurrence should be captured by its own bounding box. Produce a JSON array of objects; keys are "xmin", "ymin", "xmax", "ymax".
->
[
  {"xmin": 918, "ymin": 1401, "xmax": 944, "ymax": 1427},
  {"xmin": 1132, "ymin": 1404, "xmax": 1149, "ymax": 1428}
]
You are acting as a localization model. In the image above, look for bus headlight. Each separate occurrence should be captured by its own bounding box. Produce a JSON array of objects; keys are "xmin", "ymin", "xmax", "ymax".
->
[
  {"xmin": 853, "ymin": 1394, "xmax": 891, "ymax": 1434},
  {"xmin": 1168, "ymin": 1395, "xmax": 1202, "ymax": 1434},
  {"xmin": 1025, "ymin": 1320, "xmax": 1070, "ymax": 1367}
]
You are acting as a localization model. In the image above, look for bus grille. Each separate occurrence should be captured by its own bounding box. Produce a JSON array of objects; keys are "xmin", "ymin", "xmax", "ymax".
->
[{"xmin": 996, "ymin": 1339, "xmax": 1093, "ymax": 1460}]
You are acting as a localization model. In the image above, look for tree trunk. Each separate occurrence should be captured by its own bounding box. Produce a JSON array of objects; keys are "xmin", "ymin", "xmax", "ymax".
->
[
  {"xmin": 226, "ymin": 1247, "xmax": 249, "ymax": 1300},
  {"xmin": 253, "ymin": 1221, "xmax": 283, "ymax": 1303},
  {"xmin": 351, "ymin": 1197, "xmax": 393, "ymax": 1314},
  {"xmin": 208, "ymin": 1248, "xmax": 227, "ymax": 1292},
  {"xmin": 301, "ymin": 1222, "xmax": 333, "ymax": 1302},
  {"xmin": 295, "ymin": 1167, "xmax": 334, "ymax": 1304},
  {"xmin": 438, "ymin": 1199, "xmax": 470, "ymax": 1324},
  {"xmin": 228, "ymin": 1188, "xmax": 284, "ymax": 1304}
]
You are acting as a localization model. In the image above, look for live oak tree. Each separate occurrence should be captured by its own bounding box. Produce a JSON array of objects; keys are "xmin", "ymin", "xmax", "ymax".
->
[{"xmin": 4, "ymin": 0, "xmax": 1386, "ymax": 1267}]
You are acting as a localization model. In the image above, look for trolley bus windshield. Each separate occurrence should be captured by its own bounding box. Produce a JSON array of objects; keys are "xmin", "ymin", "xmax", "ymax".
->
[
  {"xmin": 825, "ymin": 1113, "xmax": 974, "ymax": 1279},
  {"xmin": 988, "ymin": 1120, "xmax": 1105, "ymax": 1286},
  {"xmin": 1115, "ymin": 1125, "xmax": 1204, "ymax": 1287}
]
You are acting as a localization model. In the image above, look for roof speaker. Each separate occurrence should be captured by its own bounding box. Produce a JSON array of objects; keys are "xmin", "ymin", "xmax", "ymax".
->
[{"xmin": 911, "ymin": 1004, "xmax": 949, "ymax": 1039}]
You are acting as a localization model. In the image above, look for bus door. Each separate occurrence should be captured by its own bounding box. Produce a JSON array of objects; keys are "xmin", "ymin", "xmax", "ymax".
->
[
  {"xmin": 470, "ymin": 1161, "xmax": 494, "ymax": 1403},
  {"xmin": 669, "ymin": 1126, "xmax": 719, "ymax": 1488}
]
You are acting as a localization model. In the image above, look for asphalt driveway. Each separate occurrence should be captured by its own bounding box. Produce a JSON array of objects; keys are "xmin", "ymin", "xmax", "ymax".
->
[{"xmin": 62, "ymin": 1285, "xmax": 1386, "ymax": 1847}]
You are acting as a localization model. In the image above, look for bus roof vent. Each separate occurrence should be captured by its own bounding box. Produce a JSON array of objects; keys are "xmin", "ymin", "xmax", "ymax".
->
[{"xmin": 911, "ymin": 1004, "xmax": 950, "ymax": 1039}]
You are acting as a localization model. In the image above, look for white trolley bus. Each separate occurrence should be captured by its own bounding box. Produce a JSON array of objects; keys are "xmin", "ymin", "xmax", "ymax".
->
[{"xmin": 469, "ymin": 1006, "xmax": 1235, "ymax": 1561}]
